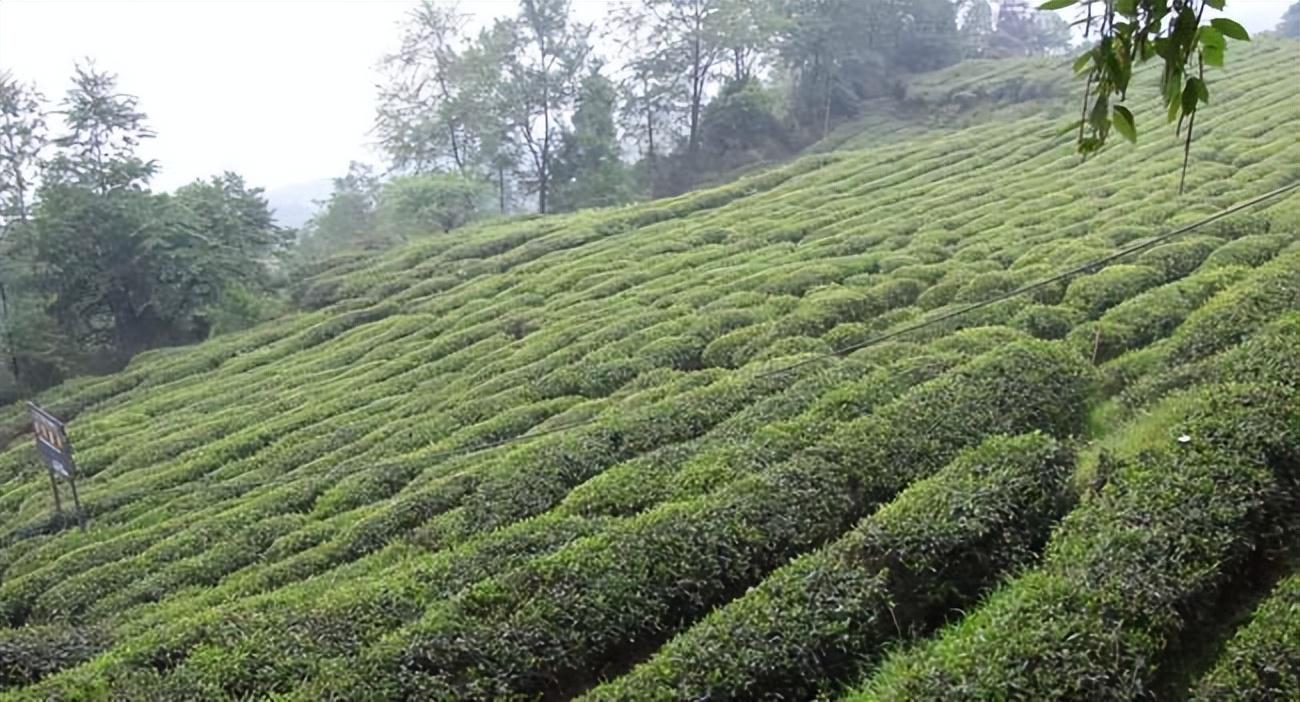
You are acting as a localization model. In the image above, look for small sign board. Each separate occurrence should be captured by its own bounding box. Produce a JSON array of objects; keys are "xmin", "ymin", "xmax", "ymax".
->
[{"xmin": 27, "ymin": 402, "xmax": 75, "ymax": 479}]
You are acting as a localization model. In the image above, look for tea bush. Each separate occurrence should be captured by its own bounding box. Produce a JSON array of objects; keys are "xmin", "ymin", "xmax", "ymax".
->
[{"xmin": 0, "ymin": 39, "xmax": 1294, "ymax": 699}]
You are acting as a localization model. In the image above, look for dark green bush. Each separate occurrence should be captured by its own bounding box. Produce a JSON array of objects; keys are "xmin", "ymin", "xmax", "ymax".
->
[
  {"xmin": 1067, "ymin": 265, "xmax": 1249, "ymax": 363},
  {"xmin": 585, "ymin": 433, "xmax": 1071, "ymax": 701},
  {"xmin": 0, "ymin": 624, "xmax": 105, "ymax": 687},
  {"xmin": 376, "ymin": 341, "xmax": 1093, "ymax": 700},
  {"xmin": 1121, "ymin": 312, "xmax": 1300, "ymax": 409},
  {"xmin": 851, "ymin": 382, "xmax": 1300, "ymax": 701},
  {"xmin": 862, "ymin": 278, "xmax": 926, "ymax": 316},
  {"xmin": 1062, "ymin": 265, "xmax": 1163, "ymax": 318},
  {"xmin": 1199, "ymin": 233, "xmax": 1290, "ymax": 270},
  {"xmin": 1191, "ymin": 571, "xmax": 1300, "ymax": 702},
  {"xmin": 1163, "ymin": 247, "xmax": 1300, "ymax": 365},
  {"xmin": 1134, "ymin": 236, "xmax": 1223, "ymax": 281},
  {"xmin": 1011, "ymin": 304, "xmax": 1083, "ymax": 340}
]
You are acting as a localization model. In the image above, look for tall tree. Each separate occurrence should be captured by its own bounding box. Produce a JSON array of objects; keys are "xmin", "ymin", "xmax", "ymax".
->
[
  {"xmin": 376, "ymin": 1, "xmax": 475, "ymax": 174},
  {"xmin": 0, "ymin": 73, "xmax": 49, "ymax": 388},
  {"xmin": 551, "ymin": 69, "xmax": 633, "ymax": 212},
  {"xmin": 23, "ymin": 65, "xmax": 283, "ymax": 359},
  {"xmin": 619, "ymin": 0, "xmax": 727, "ymax": 158},
  {"xmin": 24, "ymin": 63, "xmax": 163, "ymax": 357},
  {"xmin": 614, "ymin": 30, "xmax": 678, "ymax": 191},
  {"xmin": 503, "ymin": 0, "xmax": 591, "ymax": 213},
  {"xmin": 376, "ymin": 3, "xmax": 522, "ymax": 211},
  {"xmin": 776, "ymin": 0, "xmax": 960, "ymax": 137},
  {"xmin": 991, "ymin": 0, "xmax": 1071, "ymax": 57},
  {"xmin": 1279, "ymin": 1, "xmax": 1300, "ymax": 37},
  {"xmin": 714, "ymin": 0, "xmax": 779, "ymax": 83},
  {"xmin": 459, "ymin": 21, "xmax": 519, "ymax": 211},
  {"xmin": 0, "ymin": 72, "xmax": 47, "ymax": 227},
  {"xmin": 297, "ymin": 161, "xmax": 382, "ymax": 260},
  {"xmin": 960, "ymin": 0, "xmax": 997, "ymax": 57},
  {"xmin": 173, "ymin": 172, "xmax": 290, "ymax": 288},
  {"xmin": 44, "ymin": 62, "xmax": 156, "ymax": 193}
]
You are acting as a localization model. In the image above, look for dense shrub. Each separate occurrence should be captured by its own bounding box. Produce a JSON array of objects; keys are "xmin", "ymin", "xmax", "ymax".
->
[
  {"xmin": 337, "ymin": 341, "xmax": 1095, "ymax": 700},
  {"xmin": 1120, "ymin": 312, "xmax": 1300, "ymax": 410},
  {"xmin": 1010, "ymin": 304, "xmax": 1082, "ymax": 340},
  {"xmin": 0, "ymin": 41, "xmax": 1294, "ymax": 700},
  {"xmin": 1067, "ymin": 265, "xmax": 1249, "ymax": 363},
  {"xmin": 1062, "ymin": 264, "xmax": 1163, "ymax": 318},
  {"xmin": 585, "ymin": 433, "xmax": 1071, "ymax": 701},
  {"xmin": 1162, "ymin": 247, "xmax": 1300, "ymax": 365},
  {"xmin": 851, "ymin": 383, "xmax": 1300, "ymax": 700},
  {"xmin": 1134, "ymin": 236, "xmax": 1223, "ymax": 281},
  {"xmin": 1191, "ymin": 572, "xmax": 1300, "ymax": 701},
  {"xmin": 1198, "ymin": 233, "xmax": 1290, "ymax": 270},
  {"xmin": 0, "ymin": 624, "xmax": 105, "ymax": 687}
]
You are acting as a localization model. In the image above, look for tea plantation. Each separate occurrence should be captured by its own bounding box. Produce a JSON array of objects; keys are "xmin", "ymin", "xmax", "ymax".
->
[{"xmin": 0, "ymin": 39, "xmax": 1297, "ymax": 700}]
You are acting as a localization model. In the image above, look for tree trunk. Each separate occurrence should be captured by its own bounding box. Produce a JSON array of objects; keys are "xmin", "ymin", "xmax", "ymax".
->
[
  {"xmin": 498, "ymin": 164, "xmax": 507, "ymax": 213},
  {"xmin": 0, "ymin": 277, "xmax": 20, "ymax": 383},
  {"xmin": 689, "ymin": 32, "xmax": 703, "ymax": 155},
  {"xmin": 822, "ymin": 70, "xmax": 834, "ymax": 139},
  {"xmin": 105, "ymin": 288, "xmax": 148, "ymax": 357},
  {"xmin": 539, "ymin": 28, "xmax": 551, "ymax": 214},
  {"xmin": 646, "ymin": 100, "xmax": 656, "ymax": 187},
  {"xmin": 448, "ymin": 124, "xmax": 464, "ymax": 174}
]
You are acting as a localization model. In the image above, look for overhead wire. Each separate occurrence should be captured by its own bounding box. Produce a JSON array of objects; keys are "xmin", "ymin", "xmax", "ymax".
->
[{"xmin": 56, "ymin": 180, "xmax": 1300, "ymax": 504}]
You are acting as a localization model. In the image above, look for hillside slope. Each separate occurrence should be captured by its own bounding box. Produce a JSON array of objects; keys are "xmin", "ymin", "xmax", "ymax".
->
[{"xmin": 0, "ymin": 40, "xmax": 1297, "ymax": 700}]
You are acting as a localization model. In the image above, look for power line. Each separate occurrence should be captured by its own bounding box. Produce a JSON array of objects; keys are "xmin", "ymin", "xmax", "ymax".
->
[
  {"xmin": 333, "ymin": 179, "xmax": 1300, "ymax": 465},
  {"xmin": 783, "ymin": 179, "xmax": 1300, "ymax": 370},
  {"xmin": 71, "ymin": 180, "xmax": 1300, "ymax": 503}
]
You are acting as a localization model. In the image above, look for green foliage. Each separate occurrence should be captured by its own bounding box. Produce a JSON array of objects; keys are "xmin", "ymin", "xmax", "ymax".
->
[
  {"xmin": 376, "ymin": 173, "xmax": 490, "ymax": 239},
  {"xmin": 295, "ymin": 162, "xmax": 381, "ymax": 262},
  {"xmin": 697, "ymin": 78, "xmax": 791, "ymax": 170},
  {"xmin": 965, "ymin": 1, "xmax": 1071, "ymax": 58},
  {"xmin": 1191, "ymin": 571, "xmax": 1300, "ymax": 701},
  {"xmin": 1, "ymin": 64, "xmax": 289, "ymax": 398},
  {"xmin": 851, "ymin": 380, "xmax": 1300, "ymax": 701},
  {"xmin": 0, "ymin": 624, "xmax": 104, "ymax": 687},
  {"xmin": 1062, "ymin": 264, "xmax": 1163, "ymax": 318},
  {"xmin": 585, "ymin": 432, "xmax": 1072, "ymax": 701},
  {"xmin": 1047, "ymin": 0, "xmax": 1252, "ymax": 188},
  {"xmin": 551, "ymin": 71, "xmax": 634, "ymax": 212},
  {"xmin": 0, "ymin": 40, "xmax": 1293, "ymax": 700}
]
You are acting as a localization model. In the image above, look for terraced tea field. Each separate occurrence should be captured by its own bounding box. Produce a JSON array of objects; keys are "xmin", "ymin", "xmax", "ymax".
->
[{"xmin": 0, "ymin": 39, "xmax": 1297, "ymax": 700}]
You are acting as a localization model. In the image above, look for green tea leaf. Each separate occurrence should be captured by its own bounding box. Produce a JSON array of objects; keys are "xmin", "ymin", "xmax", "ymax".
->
[
  {"xmin": 1182, "ymin": 79, "xmax": 1201, "ymax": 114},
  {"xmin": 1038, "ymin": 0, "xmax": 1077, "ymax": 10},
  {"xmin": 1203, "ymin": 44, "xmax": 1224, "ymax": 67},
  {"xmin": 1072, "ymin": 51, "xmax": 1094, "ymax": 74},
  {"xmin": 1191, "ymin": 76, "xmax": 1209, "ymax": 103},
  {"xmin": 1198, "ymin": 26, "xmax": 1225, "ymax": 50},
  {"xmin": 1112, "ymin": 106, "xmax": 1137, "ymax": 143},
  {"xmin": 1210, "ymin": 17, "xmax": 1249, "ymax": 40}
]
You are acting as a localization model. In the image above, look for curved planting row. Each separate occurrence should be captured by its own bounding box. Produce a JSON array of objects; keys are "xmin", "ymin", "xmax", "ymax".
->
[
  {"xmin": 309, "ymin": 340, "xmax": 1093, "ymax": 700},
  {"xmin": 1191, "ymin": 571, "xmax": 1300, "ymax": 701},
  {"xmin": 844, "ymin": 310, "xmax": 1300, "ymax": 700},
  {"xmin": 0, "ymin": 38, "xmax": 1294, "ymax": 699},
  {"xmin": 584, "ymin": 432, "xmax": 1071, "ymax": 701}
]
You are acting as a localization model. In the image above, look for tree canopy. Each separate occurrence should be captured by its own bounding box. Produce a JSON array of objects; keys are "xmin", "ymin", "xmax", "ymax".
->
[{"xmin": 0, "ymin": 64, "xmax": 289, "ymax": 398}]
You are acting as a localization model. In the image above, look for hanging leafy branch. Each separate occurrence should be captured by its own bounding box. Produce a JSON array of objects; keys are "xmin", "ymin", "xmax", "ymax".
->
[{"xmin": 1041, "ymin": 0, "xmax": 1250, "ymax": 190}]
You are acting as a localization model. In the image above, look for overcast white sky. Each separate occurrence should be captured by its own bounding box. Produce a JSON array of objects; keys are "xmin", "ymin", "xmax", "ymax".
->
[{"xmin": 0, "ymin": 0, "xmax": 1291, "ymax": 194}]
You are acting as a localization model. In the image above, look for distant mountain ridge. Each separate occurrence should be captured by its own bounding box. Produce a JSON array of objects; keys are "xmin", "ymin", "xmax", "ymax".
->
[{"xmin": 264, "ymin": 178, "xmax": 332, "ymax": 229}]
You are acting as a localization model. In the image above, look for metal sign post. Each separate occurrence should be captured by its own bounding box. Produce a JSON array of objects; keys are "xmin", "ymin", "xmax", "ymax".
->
[{"xmin": 27, "ymin": 403, "xmax": 84, "ymax": 531}]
